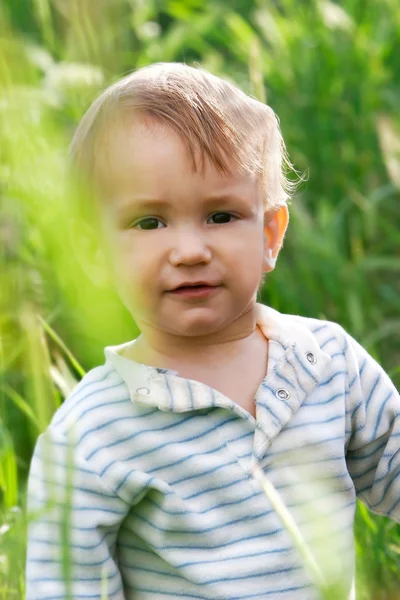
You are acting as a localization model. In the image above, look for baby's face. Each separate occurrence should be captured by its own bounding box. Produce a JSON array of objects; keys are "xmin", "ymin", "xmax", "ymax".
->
[{"xmin": 98, "ymin": 118, "xmax": 269, "ymax": 338}]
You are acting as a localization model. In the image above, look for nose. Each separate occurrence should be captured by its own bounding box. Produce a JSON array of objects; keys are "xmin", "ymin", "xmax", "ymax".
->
[{"xmin": 168, "ymin": 228, "xmax": 212, "ymax": 267}]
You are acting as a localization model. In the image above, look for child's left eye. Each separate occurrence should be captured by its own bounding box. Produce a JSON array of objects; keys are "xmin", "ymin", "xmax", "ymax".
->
[{"xmin": 208, "ymin": 213, "xmax": 236, "ymax": 224}]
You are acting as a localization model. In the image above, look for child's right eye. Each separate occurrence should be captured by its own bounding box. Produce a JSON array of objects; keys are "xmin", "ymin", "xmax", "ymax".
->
[{"xmin": 132, "ymin": 217, "xmax": 165, "ymax": 230}]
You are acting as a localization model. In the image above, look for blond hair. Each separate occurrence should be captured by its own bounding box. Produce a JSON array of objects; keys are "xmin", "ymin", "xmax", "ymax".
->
[{"xmin": 70, "ymin": 62, "xmax": 296, "ymax": 211}]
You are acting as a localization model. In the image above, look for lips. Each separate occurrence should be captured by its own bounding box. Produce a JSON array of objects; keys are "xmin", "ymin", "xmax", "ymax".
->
[
  {"xmin": 167, "ymin": 283, "xmax": 220, "ymax": 299},
  {"xmin": 168, "ymin": 282, "xmax": 218, "ymax": 292}
]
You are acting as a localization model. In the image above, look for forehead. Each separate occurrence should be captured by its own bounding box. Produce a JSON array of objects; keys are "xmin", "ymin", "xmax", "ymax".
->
[{"xmin": 95, "ymin": 117, "xmax": 260, "ymax": 203}]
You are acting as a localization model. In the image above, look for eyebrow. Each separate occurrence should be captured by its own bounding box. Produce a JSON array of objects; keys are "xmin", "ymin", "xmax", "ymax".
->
[{"xmin": 118, "ymin": 194, "xmax": 250, "ymax": 212}]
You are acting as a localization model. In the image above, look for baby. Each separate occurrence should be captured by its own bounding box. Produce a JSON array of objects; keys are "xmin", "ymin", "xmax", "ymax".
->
[{"xmin": 26, "ymin": 63, "xmax": 400, "ymax": 600}]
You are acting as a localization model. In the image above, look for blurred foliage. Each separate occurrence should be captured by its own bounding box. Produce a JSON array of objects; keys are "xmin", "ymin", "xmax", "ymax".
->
[{"xmin": 0, "ymin": 0, "xmax": 399, "ymax": 598}]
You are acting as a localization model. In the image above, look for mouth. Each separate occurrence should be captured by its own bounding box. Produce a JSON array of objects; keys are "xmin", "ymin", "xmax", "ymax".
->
[
  {"xmin": 167, "ymin": 283, "xmax": 221, "ymax": 299},
  {"xmin": 173, "ymin": 284, "xmax": 214, "ymax": 291},
  {"xmin": 168, "ymin": 281, "xmax": 219, "ymax": 291}
]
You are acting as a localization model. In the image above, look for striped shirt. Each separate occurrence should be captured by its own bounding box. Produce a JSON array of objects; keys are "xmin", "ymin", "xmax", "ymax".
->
[{"xmin": 26, "ymin": 302, "xmax": 400, "ymax": 600}]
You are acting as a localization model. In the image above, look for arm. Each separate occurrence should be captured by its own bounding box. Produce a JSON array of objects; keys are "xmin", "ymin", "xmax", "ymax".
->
[
  {"xmin": 26, "ymin": 427, "xmax": 130, "ymax": 599},
  {"xmin": 344, "ymin": 331, "xmax": 400, "ymax": 522}
]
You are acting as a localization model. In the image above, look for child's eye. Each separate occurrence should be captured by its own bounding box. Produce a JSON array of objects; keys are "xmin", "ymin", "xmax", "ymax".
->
[
  {"xmin": 208, "ymin": 212, "xmax": 236, "ymax": 224},
  {"xmin": 132, "ymin": 217, "xmax": 165, "ymax": 230}
]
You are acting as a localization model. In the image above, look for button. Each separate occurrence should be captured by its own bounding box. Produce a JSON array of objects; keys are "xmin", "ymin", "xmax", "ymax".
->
[
  {"xmin": 136, "ymin": 387, "xmax": 150, "ymax": 395},
  {"xmin": 306, "ymin": 352, "xmax": 316, "ymax": 365},
  {"xmin": 275, "ymin": 388, "xmax": 290, "ymax": 400}
]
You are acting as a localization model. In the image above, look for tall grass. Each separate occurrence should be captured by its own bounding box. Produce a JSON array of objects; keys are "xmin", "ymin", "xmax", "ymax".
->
[{"xmin": 0, "ymin": 0, "xmax": 399, "ymax": 597}]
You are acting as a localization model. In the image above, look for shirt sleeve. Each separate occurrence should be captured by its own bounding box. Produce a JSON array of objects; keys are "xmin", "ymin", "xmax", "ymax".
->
[
  {"xmin": 25, "ymin": 427, "xmax": 130, "ymax": 600},
  {"xmin": 344, "ymin": 330, "xmax": 400, "ymax": 522}
]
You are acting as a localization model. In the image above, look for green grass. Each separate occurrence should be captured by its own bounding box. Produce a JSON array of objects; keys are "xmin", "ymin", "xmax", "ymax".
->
[{"xmin": 0, "ymin": 0, "xmax": 399, "ymax": 597}]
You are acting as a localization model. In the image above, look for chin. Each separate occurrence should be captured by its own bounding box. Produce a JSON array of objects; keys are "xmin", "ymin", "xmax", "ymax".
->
[{"xmin": 166, "ymin": 310, "xmax": 226, "ymax": 337}]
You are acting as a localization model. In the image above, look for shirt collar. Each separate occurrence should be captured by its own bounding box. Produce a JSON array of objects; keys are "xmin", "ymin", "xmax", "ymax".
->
[{"xmin": 104, "ymin": 303, "xmax": 332, "ymax": 416}]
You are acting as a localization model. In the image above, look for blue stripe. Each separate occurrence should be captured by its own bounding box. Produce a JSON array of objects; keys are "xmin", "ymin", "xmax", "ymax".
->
[
  {"xmin": 100, "ymin": 415, "xmax": 238, "ymax": 478},
  {"xmin": 29, "ymin": 496, "xmax": 125, "ymax": 515},
  {"xmin": 345, "ymin": 423, "xmax": 364, "ymax": 437},
  {"xmin": 292, "ymin": 346, "xmax": 318, "ymax": 384},
  {"xmin": 286, "ymin": 413, "xmax": 343, "ymax": 430},
  {"xmin": 27, "ymin": 473, "xmax": 116, "ymax": 499},
  {"xmin": 115, "ymin": 472, "xmax": 155, "ymax": 495},
  {"xmin": 86, "ymin": 412, "xmax": 198, "ymax": 460},
  {"xmin": 365, "ymin": 374, "xmax": 381, "ymax": 409},
  {"xmin": 133, "ymin": 508, "xmax": 271, "ymax": 535},
  {"xmin": 311, "ymin": 324, "xmax": 328, "ymax": 334},
  {"xmin": 370, "ymin": 464, "xmax": 400, "ymax": 506},
  {"xmin": 284, "ymin": 356, "xmax": 306, "ymax": 394},
  {"xmin": 387, "ymin": 495, "xmax": 400, "ymax": 515},
  {"xmin": 123, "ymin": 586, "xmax": 210, "ymax": 599},
  {"xmin": 32, "ymin": 518, "xmax": 119, "ymax": 532},
  {"xmin": 118, "ymin": 541, "xmax": 292, "ymax": 568},
  {"xmin": 267, "ymin": 372, "xmax": 293, "ymax": 390},
  {"xmin": 145, "ymin": 489, "xmax": 264, "ymax": 516},
  {"xmin": 80, "ymin": 394, "xmax": 132, "ymax": 418},
  {"xmin": 357, "ymin": 462, "xmax": 400, "ymax": 497},
  {"xmin": 351, "ymin": 463, "xmax": 377, "ymax": 481},
  {"xmin": 330, "ymin": 351, "xmax": 345, "ymax": 359},
  {"xmin": 31, "ymin": 454, "xmax": 96, "ymax": 477},
  {"xmin": 176, "ymin": 544, "xmax": 292, "ymax": 568},
  {"xmin": 135, "ymin": 530, "xmax": 282, "ymax": 551},
  {"xmin": 28, "ymin": 554, "xmax": 110, "ymax": 567},
  {"xmin": 359, "ymin": 357, "xmax": 367, "ymax": 375},
  {"xmin": 228, "ymin": 430, "xmax": 254, "ymax": 444},
  {"xmin": 347, "ymin": 398, "xmax": 363, "ymax": 419},
  {"xmin": 170, "ymin": 458, "xmax": 238, "ymax": 486},
  {"xmin": 373, "ymin": 391, "xmax": 394, "ymax": 436},
  {"xmin": 127, "ymin": 584, "xmax": 313, "ymax": 599},
  {"xmin": 321, "ymin": 336, "xmax": 335, "ymax": 349},
  {"xmin": 185, "ymin": 476, "xmax": 247, "ymax": 500},
  {"xmin": 52, "ymin": 369, "xmax": 116, "ymax": 426},
  {"xmin": 147, "ymin": 439, "xmax": 228, "ymax": 474},
  {"xmin": 120, "ymin": 561, "xmax": 301, "ymax": 583},
  {"xmin": 77, "ymin": 408, "xmax": 159, "ymax": 445},
  {"xmin": 349, "ymin": 373, "xmax": 358, "ymax": 389},
  {"xmin": 303, "ymin": 391, "xmax": 343, "ymax": 407},
  {"xmin": 34, "ymin": 581, "xmax": 123, "ymax": 600},
  {"xmin": 320, "ymin": 370, "xmax": 346, "ymax": 387},
  {"xmin": 257, "ymin": 401, "xmax": 280, "ymax": 423},
  {"xmin": 270, "ymin": 434, "xmax": 344, "ymax": 457},
  {"xmin": 347, "ymin": 450, "xmax": 392, "ymax": 465},
  {"xmin": 30, "ymin": 529, "xmax": 115, "ymax": 550},
  {"xmin": 29, "ymin": 566, "xmax": 119, "ymax": 583}
]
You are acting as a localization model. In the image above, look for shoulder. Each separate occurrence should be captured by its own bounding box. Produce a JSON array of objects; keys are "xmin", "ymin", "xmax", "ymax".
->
[
  {"xmin": 275, "ymin": 310, "xmax": 350, "ymax": 354},
  {"xmin": 49, "ymin": 360, "xmax": 131, "ymax": 440},
  {"xmin": 282, "ymin": 312, "xmax": 393, "ymax": 390},
  {"xmin": 289, "ymin": 313, "xmax": 348, "ymax": 345}
]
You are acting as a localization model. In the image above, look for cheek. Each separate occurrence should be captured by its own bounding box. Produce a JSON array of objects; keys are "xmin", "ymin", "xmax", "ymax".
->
[
  {"xmin": 112, "ymin": 234, "xmax": 160, "ymax": 293},
  {"xmin": 112, "ymin": 233, "xmax": 142, "ymax": 268},
  {"xmin": 225, "ymin": 226, "xmax": 264, "ymax": 264},
  {"xmin": 224, "ymin": 228, "xmax": 265, "ymax": 287}
]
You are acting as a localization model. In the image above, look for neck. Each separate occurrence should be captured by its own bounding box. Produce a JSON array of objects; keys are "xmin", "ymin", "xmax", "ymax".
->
[{"xmin": 129, "ymin": 304, "xmax": 260, "ymax": 369}]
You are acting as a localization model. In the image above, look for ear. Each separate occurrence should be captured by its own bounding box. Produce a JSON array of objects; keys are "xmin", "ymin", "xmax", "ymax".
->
[
  {"xmin": 262, "ymin": 204, "xmax": 289, "ymax": 273},
  {"xmin": 68, "ymin": 217, "xmax": 109, "ymax": 287}
]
